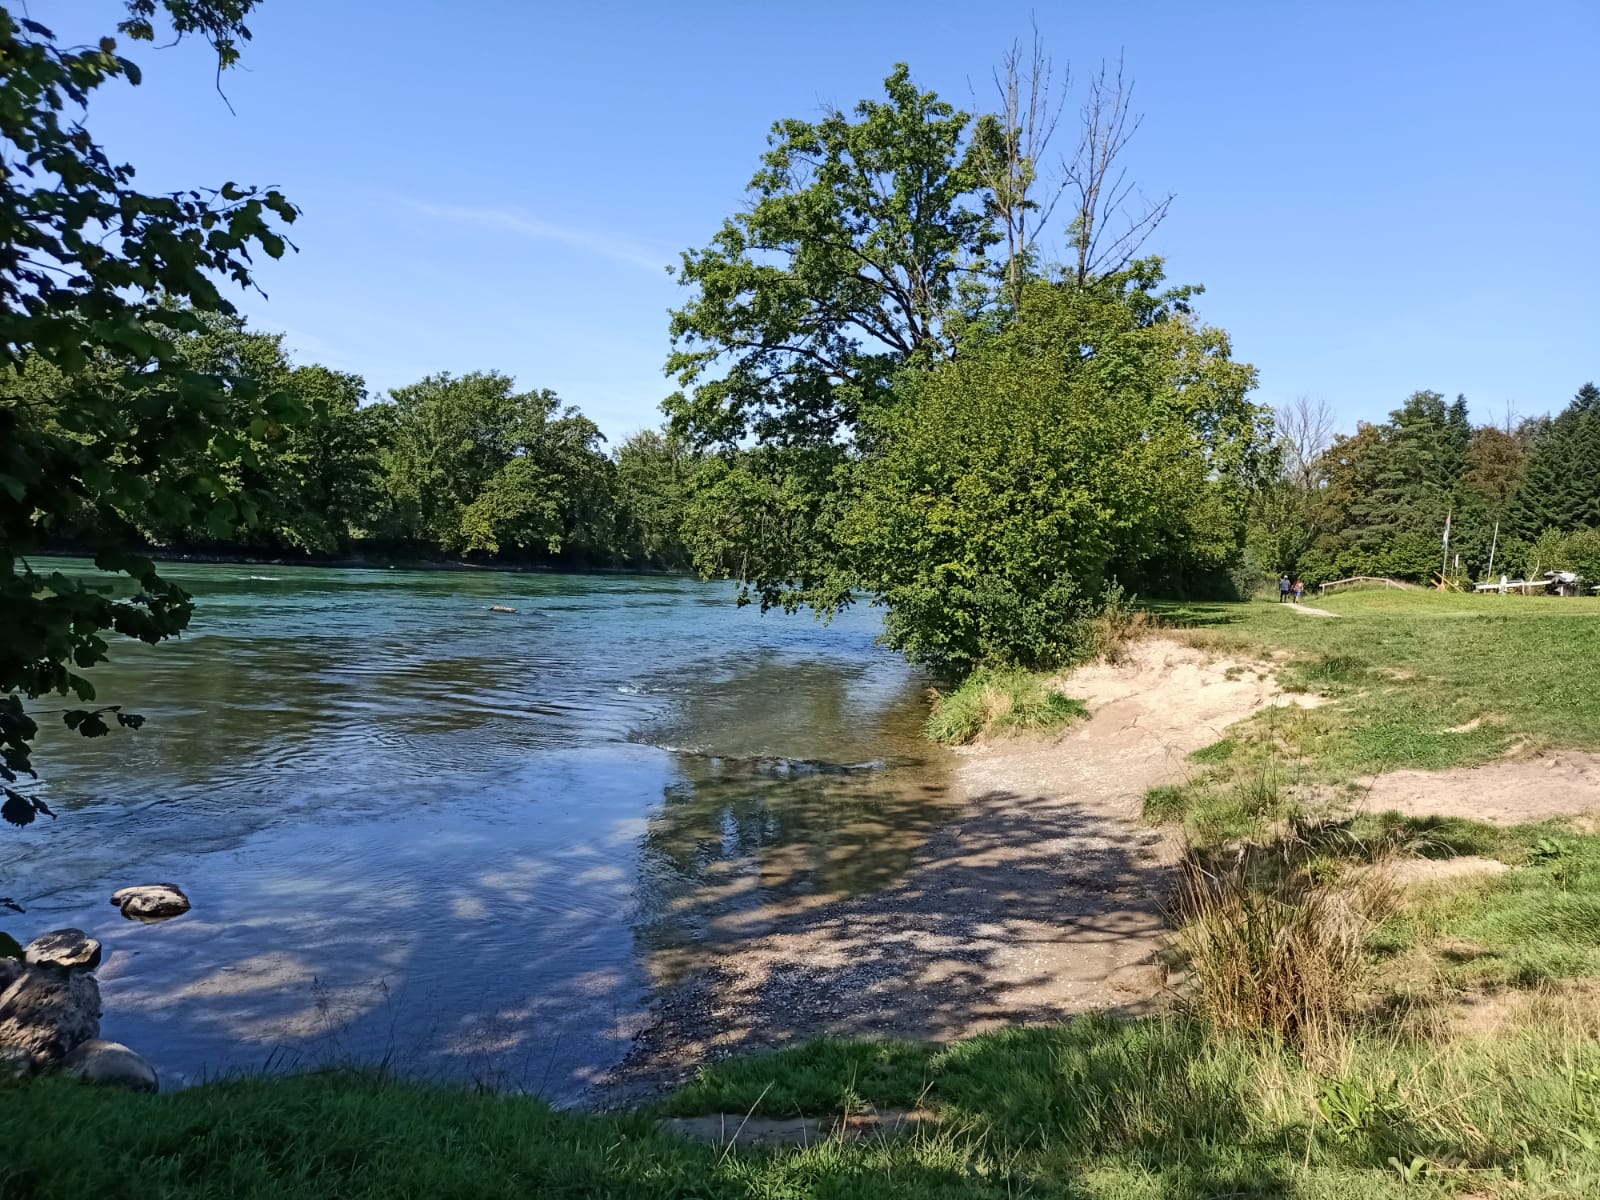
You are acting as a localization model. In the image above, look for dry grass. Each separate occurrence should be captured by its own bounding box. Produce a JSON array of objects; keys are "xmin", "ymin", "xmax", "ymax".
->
[{"xmin": 1175, "ymin": 838, "xmax": 1401, "ymax": 1063}]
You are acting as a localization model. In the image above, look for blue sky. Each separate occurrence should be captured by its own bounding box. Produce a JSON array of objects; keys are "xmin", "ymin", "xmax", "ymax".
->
[{"xmin": 45, "ymin": 0, "xmax": 1600, "ymax": 441}]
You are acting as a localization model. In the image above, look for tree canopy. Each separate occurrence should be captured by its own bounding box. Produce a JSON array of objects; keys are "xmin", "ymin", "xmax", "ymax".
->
[{"xmin": 0, "ymin": 0, "xmax": 297, "ymax": 827}]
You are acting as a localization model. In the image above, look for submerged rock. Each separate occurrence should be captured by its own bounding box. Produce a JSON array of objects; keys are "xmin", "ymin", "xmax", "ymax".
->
[
  {"xmin": 62, "ymin": 1039, "xmax": 158, "ymax": 1093},
  {"xmin": 0, "ymin": 966, "xmax": 101, "ymax": 1063},
  {"xmin": 111, "ymin": 883, "xmax": 190, "ymax": 921},
  {"xmin": 24, "ymin": 928, "xmax": 102, "ymax": 971}
]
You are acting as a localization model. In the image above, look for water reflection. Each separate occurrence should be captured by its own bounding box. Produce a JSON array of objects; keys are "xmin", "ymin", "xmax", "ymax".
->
[{"xmin": 6, "ymin": 562, "xmax": 951, "ymax": 1102}]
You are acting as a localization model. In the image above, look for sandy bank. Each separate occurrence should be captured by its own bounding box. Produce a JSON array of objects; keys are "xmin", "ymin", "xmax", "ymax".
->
[{"xmin": 599, "ymin": 637, "xmax": 1306, "ymax": 1103}]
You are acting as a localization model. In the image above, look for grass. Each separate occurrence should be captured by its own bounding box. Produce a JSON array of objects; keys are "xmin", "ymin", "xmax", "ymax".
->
[
  {"xmin": 9, "ymin": 1014, "xmax": 1600, "ymax": 1199},
  {"xmin": 1152, "ymin": 589, "xmax": 1600, "ymax": 776},
  {"xmin": 1376, "ymin": 824, "xmax": 1600, "ymax": 989},
  {"xmin": 924, "ymin": 667, "xmax": 1088, "ymax": 745}
]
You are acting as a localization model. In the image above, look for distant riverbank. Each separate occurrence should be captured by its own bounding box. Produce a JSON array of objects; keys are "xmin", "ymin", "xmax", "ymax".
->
[{"xmin": 39, "ymin": 544, "xmax": 687, "ymax": 578}]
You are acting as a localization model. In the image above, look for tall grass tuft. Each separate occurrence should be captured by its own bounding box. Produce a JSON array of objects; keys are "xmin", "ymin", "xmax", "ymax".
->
[
  {"xmin": 1175, "ymin": 839, "xmax": 1399, "ymax": 1063},
  {"xmin": 924, "ymin": 669, "xmax": 1087, "ymax": 745}
]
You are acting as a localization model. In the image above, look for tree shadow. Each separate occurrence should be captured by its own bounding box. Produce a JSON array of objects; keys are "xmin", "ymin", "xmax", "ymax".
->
[{"xmin": 607, "ymin": 762, "xmax": 1183, "ymax": 1100}]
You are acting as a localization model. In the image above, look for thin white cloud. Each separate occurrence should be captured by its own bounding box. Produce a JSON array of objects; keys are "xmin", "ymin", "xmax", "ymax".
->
[{"xmin": 411, "ymin": 201, "xmax": 672, "ymax": 274}]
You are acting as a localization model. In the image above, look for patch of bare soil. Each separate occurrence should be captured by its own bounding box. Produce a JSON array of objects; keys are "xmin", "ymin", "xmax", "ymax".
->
[
  {"xmin": 1287, "ymin": 602, "xmax": 1340, "ymax": 617},
  {"xmin": 1360, "ymin": 752, "xmax": 1600, "ymax": 825},
  {"xmin": 1383, "ymin": 856, "xmax": 1510, "ymax": 888},
  {"xmin": 596, "ymin": 638, "xmax": 1304, "ymax": 1105}
]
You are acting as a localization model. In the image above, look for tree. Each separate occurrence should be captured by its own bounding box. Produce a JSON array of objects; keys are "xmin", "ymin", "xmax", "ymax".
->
[
  {"xmin": 378, "ymin": 372, "xmax": 613, "ymax": 559},
  {"xmin": 970, "ymin": 30, "xmax": 1065, "ymax": 313},
  {"xmin": 1339, "ymin": 391, "xmax": 1462, "ymax": 575},
  {"xmin": 0, "ymin": 1, "xmax": 298, "ymax": 829},
  {"xmin": 1063, "ymin": 56, "xmax": 1175, "ymax": 289},
  {"xmin": 843, "ymin": 266, "xmax": 1263, "ymax": 675},
  {"xmin": 664, "ymin": 64, "xmax": 996, "ymax": 453},
  {"xmin": 1249, "ymin": 396, "xmax": 1335, "ymax": 574},
  {"xmin": 612, "ymin": 429, "xmax": 696, "ymax": 568},
  {"xmin": 1509, "ymin": 383, "xmax": 1600, "ymax": 538},
  {"xmin": 668, "ymin": 52, "xmax": 1182, "ymax": 614}
]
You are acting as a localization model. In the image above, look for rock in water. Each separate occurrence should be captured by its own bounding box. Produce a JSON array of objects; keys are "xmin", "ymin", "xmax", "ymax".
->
[
  {"xmin": 0, "ymin": 967, "xmax": 101, "ymax": 1063},
  {"xmin": 62, "ymin": 1039, "xmax": 158, "ymax": 1093},
  {"xmin": 488, "ymin": 605, "xmax": 517, "ymax": 614},
  {"xmin": 110, "ymin": 883, "xmax": 190, "ymax": 921},
  {"xmin": 24, "ymin": 928, "xmax": 102, "ymax": 971}
]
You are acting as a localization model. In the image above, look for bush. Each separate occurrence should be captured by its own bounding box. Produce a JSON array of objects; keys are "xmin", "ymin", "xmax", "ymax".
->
[
  {"xmin": 842, "ymin": 268, "xmax": 1267, "ymax": 675},
  {"xmin": 1522, "ymin": 526, "xmax": 1600, "ymax": 586}
]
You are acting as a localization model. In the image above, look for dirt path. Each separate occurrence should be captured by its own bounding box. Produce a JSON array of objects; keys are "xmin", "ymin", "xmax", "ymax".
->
[
  {"xmin": 1360, "ymin": 751, "xmax": 1600, "ymax": 825},
  {"xmin": 596, "ymin": 639, "xmax": 1300, "ymax": 1104},
  {"xmin": 1288, "ymin": 601, "xmax": 1341, "ymax": 617}
]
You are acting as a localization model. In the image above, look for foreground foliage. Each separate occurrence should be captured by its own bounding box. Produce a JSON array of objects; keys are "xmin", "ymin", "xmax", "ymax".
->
[{"xmin": 0, "ymin": 1, "xmax": 296, "ymax": 829}]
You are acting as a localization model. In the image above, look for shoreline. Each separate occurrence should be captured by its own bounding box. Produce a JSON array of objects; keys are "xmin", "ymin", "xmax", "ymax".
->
[
  {"xmin": 34, "ymin": 546, "xmax": 690, "ymax": 580},
  {"xmin": 592, "ymin": 636, "xmax": 1299, "ymax": 1107}
]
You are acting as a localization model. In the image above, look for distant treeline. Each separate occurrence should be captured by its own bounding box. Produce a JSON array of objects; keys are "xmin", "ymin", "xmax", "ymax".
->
[
  {"xmin": 1253, "ymin": 385, "xmax": 1600, "ymax": 586},
  {"xmin": 13, "ymin": 310, "xmax": 699, "ymax": 571}
]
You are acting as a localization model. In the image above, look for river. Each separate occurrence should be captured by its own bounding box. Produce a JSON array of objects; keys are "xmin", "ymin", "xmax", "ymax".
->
[{"xmin": 3, "ymin": 562, "xmax": 953, "ymax": 1102}]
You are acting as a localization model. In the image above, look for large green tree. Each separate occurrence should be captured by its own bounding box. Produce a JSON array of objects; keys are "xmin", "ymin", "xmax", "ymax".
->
[
  {"xmin": 378, "ymin": 372, "xmax": 614, "ymax": 559},
  {"xmin": 666, "ymin": 58, "xmax": 1208, "ymax": 620},
  {"xmin": 664, "ymin": 65, "xmax": 996, "ymax": 454},
  {"xmin": 0, "ymin": 1, "xmax": 298, "ymax": 832},
  {"xmin": 844, "ymin": 267, "xmax": 1264, "ymax": 674},
  {"xmin": 1508, "ymin": 383, "xmax": 1600, "ymax": 538}
]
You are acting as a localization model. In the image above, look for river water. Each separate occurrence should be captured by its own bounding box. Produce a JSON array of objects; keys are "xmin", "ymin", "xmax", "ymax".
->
[{"xmin": 3, "ymin": 563, "xmax": 952, "ymax": 1101}]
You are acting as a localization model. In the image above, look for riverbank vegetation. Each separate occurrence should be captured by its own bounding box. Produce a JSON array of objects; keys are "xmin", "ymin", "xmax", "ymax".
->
[
  {"xmin": 6, "ymin": 1001, "xmax": 1600, "ymax": 1198},
  {"xmin": 1250, "ymin": 387, "xmax": 1600, "ymax": 587}
]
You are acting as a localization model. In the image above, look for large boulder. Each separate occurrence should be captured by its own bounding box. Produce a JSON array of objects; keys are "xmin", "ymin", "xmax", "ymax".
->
[
  {"xmin": 24, "ymin": 928, "xmax": 102, "ymax": 971},
  {"xmin": 0, "ymin": 966, "xmax": 101, "ymax": 1064},
  {"xmin": 111, "ymin": 883, "xmax": 190, "ymax": 922},
  {"xmin": 62, "ymin": 1039, "xmax": 158, "ymax": 1093}
]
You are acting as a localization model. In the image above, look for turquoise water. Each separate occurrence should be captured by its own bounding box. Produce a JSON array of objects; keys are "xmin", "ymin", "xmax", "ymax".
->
[{"xmin": 3, "ymin": 562, "xmax": 950, "ymax": 1101}]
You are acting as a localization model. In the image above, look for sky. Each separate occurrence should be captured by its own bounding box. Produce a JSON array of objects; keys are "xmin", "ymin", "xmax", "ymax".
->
[{"xmin": 37, "ymin": 0, "xmax": 1600, "ymax": 441}]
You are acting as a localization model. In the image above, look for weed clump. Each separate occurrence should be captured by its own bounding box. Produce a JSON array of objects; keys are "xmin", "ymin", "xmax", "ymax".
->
[
  {"xmin": 1175, "ymin": 839, "xmax": 1399, "ymax": 1061},
  {"xmin": 924, "ymin": 670, "xmax": 1087, "ymax": 745}
]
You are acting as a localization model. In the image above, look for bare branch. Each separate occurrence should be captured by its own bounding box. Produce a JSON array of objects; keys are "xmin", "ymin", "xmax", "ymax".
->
[{"xmin": 1063, "ymin": 53, "xmax": 1173, "ymax": 286}]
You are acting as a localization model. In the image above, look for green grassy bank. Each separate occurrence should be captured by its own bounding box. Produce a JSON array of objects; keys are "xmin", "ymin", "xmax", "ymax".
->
[{"xmin": 5, "ymin": 1009, "xmax": 1600, "ymax": 1199}]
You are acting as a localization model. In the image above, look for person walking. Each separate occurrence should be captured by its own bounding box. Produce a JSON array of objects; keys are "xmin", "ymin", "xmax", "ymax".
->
[
  {"xmin": 1293, "ymin": 578, "xmax": 1305, "ymax": 603},
  {"xmin": 1279, "ymin": 574, "xmax": 1292, "ymax": 603}
]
